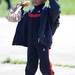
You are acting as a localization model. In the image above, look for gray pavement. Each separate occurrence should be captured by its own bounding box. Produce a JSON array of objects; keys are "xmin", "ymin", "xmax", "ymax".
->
[
  {"xmin": 0, "ymin": 64, "xmax": 75, "ymax": 75},
  {"xmin": 0, "ymin": 16, "xmax": 75, "ymax": 75}
]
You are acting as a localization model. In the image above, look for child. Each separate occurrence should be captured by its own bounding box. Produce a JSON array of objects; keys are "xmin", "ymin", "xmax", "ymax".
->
[{"xmin": 12, "ymin": 0, "xmax": 60, "ymax": 75}]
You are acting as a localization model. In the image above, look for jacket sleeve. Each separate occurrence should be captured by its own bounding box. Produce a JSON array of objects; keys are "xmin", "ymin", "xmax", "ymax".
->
[
  {"xmin": 12, "ymin": 13, "xmax": 28, "ymax": 47},
  {"xmin": 49, "ymin": 0, "xmax": 60, "ymax": 35}
]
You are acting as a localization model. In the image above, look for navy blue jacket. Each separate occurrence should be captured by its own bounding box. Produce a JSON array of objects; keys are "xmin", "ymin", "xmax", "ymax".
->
[{"xmin": 12, "ymin": 0, "xmax": 60, "ymax": 48}]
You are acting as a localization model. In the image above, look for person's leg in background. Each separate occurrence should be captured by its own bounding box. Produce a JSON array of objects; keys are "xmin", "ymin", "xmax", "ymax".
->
[
  {"xmin": 5, "ymin": 0, "xmax": 12, "ymax": 10},
  {"xmin": 0, "ymin": 0, "xmax": 2, "ymax": 4}
]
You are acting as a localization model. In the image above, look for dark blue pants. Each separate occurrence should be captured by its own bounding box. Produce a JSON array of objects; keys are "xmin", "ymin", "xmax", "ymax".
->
[
  {"xmin": 25, "ymin": 43, "xmax": 54, "ymax": 75},
  {"xmin": 5, "ymin": 0, "xmax": 11, "ymax": 10}
]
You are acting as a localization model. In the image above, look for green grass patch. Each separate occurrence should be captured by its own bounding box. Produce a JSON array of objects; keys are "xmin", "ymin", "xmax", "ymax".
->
[
  {"xmin": 1, "ymin": 57, "xmax": 75, "ymax": 68},
  {"xmin": 1, "ymin": 57, "xmax": 26, "ymax": 64},
  {"xmin": 54, "ymin": 64, "xmax": 75, "ymax": 68},
  {"xmin": 59, "ymin": 0, "xmax": 75, "ymax": 15},
  {"xmin": 0, "ymin": 1, "xmax": 7, "ymax": 16}
]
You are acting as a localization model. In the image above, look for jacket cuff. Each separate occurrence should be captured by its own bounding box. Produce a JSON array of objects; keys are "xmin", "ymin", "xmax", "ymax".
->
[{"xmin": 49, "ymin": 0, "xmax": 60, "ymax": 13}]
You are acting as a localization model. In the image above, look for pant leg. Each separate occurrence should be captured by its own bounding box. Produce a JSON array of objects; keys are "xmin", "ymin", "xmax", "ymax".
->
[
  {"xmin": 25, "ymin": 45, "xmax": 38, "ymax": 75},
  {"xmin": 0, "ymin": 0, "xmax": 2, "ymax": 4},
  {"xmin": 37, "ymin": 43, "xmax": 54, "ymax": 75},
  {"xmin": 5, "ymin": 0, "xmax": 11, "ymax": 10}
]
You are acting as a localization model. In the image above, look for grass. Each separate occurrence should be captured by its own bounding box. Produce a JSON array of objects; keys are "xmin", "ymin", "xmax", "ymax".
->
[
  {"xmin": 59, "ymin": 0, "xmax": 75, "ymax": 15},
  {"xmin": 0, "ymin": 0, "xmax": 75, "ymax": 16},
  {"xmin": 54, "ymin": 64, "xmax": 75, "ymax": 68},
  {"xmin": 0, "ymin": 1, "xmax": 7, "ymax": 16},
  {"xmin": 1, "ymin": 57, "xmax": 26, "ymax": 64},
  {"xmin": 1, "ymin": 57, "xmax": 75, "ymax": 68}
]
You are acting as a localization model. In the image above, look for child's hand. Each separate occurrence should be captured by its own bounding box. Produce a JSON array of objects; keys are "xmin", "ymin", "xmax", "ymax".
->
[{"xmin": 22, "ymin": 1, "xmax": 31, "ymax": 7}]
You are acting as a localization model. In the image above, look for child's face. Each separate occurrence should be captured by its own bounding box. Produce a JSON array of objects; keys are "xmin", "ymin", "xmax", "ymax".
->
[{"xmin": 32, "ymin": 0, "xmax": 45, "ymax": 6}]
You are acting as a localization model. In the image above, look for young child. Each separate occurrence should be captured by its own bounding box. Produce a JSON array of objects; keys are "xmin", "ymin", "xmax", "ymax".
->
[{"xmin": 12, "ymin": 0, "xmax": 60, "ymax": 75}]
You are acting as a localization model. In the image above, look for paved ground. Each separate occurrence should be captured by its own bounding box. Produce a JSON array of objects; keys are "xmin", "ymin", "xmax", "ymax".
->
[
  {"xmin": 0, "ymin": 15, "xmax": 75, "ymax": 75},
  {"xmin": 0, "ymin": 64, "xmax": 75, "ymax": 75}
]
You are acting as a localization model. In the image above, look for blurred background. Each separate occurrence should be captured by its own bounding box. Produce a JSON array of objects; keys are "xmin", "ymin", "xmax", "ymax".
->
[
  {"xmin": 0, "ymin": 0, "xmax": 75, "ymax": 75},
  {"xmin": 0, "ymin": 0, "xmax": 75, "ymax": 16}
]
